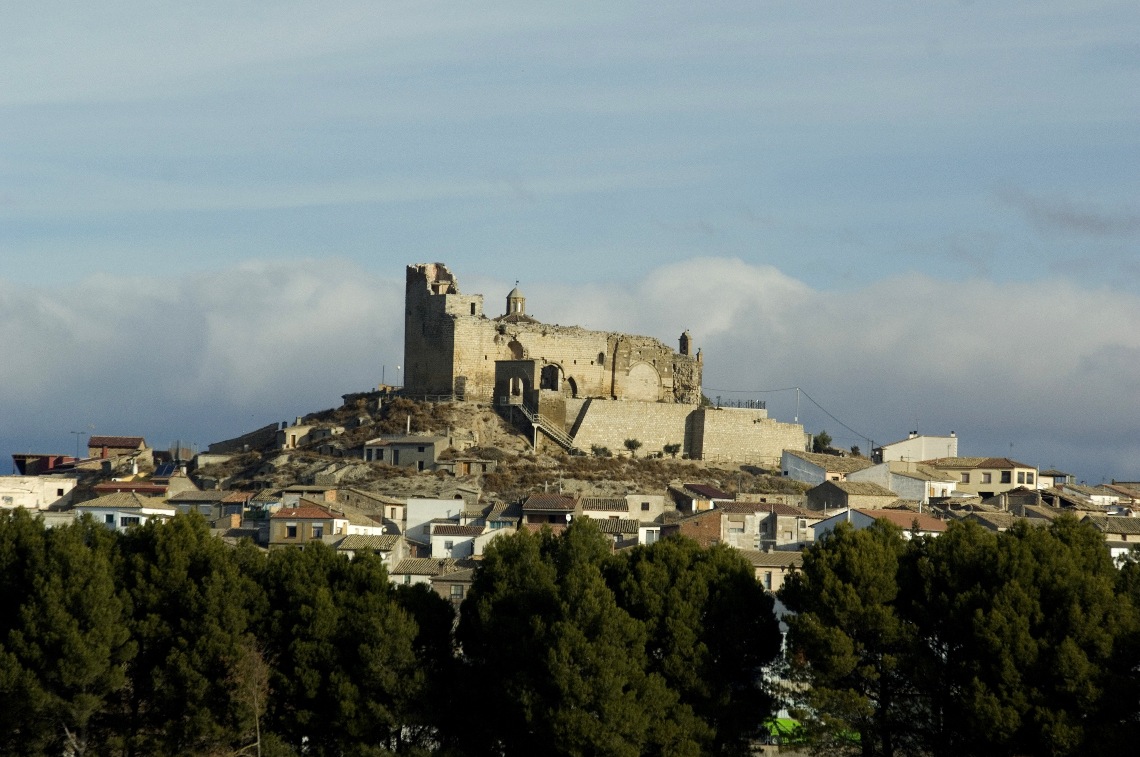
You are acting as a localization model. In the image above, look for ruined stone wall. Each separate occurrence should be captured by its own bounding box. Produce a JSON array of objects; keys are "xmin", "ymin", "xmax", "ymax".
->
[
  {"xmin": 692, "ymin": 407, "xmax": 806, "ymax": 468},
  {"xmin": 404, "ymin": 263, "xmax": 702, "ymax": 403},
  {"xmin": 404, "ymin": 265, "xmax": 459, "ymax": 396}
]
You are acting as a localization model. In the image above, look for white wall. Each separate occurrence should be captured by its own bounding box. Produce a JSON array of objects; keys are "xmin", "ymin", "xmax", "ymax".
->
[
  {"xmin": 0, "ymin": 475, "xmax": 77, "ymax": 510},
  {"xmin": 781, "ymin": 452, "xmax": 825, "ymax": 485}
]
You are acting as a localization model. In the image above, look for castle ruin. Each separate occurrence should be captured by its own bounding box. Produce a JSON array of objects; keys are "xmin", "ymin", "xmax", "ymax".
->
[{"xmin": 403, "ymin": 263, "xmax": 805, "ymax": 465}]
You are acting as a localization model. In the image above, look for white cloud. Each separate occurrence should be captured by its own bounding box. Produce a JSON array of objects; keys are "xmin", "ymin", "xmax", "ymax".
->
[{"xmin": 2, "ymin": 252, "xmax": 1138, "ymax": 481}]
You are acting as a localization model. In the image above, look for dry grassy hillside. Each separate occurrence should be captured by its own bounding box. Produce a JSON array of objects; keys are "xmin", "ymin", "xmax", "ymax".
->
[{"xmin": 195, "ymin": 396, "xmax": 807, "ymax": 502}]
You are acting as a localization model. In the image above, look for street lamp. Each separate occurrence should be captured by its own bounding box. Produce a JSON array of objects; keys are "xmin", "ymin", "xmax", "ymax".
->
[{"xmin": 396, "ymin": 365, "xmax": 402, "ymax": 389}]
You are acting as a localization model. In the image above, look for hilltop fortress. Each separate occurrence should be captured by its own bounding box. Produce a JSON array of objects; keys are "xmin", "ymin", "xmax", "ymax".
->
[{"xmin": 403, "ymin": 263, "xmax": 805, "ymax": 465}]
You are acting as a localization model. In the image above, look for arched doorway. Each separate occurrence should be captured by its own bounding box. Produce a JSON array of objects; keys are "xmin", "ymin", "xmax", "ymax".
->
[{"xmin": 540, "ymin": 364, "xmax": 561, "ymax": 391}]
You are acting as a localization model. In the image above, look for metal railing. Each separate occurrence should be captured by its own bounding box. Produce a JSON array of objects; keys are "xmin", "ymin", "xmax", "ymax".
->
[{"xmin": 516, "ymin": 403, "xmax": 579, "ymax": 454}]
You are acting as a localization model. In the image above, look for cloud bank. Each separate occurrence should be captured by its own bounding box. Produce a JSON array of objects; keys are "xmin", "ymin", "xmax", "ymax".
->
[{"xmin": 4, "ymin": 258, "xmax": 1136, "ymax": 482}]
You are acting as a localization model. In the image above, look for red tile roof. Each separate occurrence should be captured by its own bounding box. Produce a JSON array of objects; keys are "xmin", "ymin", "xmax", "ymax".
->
[
  {"xmin": 522, "ymin": 493, "xmax": 576, "ymax": 511},
  {"xmin": 683, "ymin": 483, "xmax": 732, "ymax": 500},
  {"xmin": 432, "ymin": 524, "xmax": 484, "ymax": 537},
  {"xmin": 89, "ymin": 436, "xmax": 146, "ymax": 449},
  {"xmin": 272, "ymin": 504, "xmax": 338, "ymax": 520},
  {"xmin": 856, "ymin": 509, "xmax": 947, "ymax": 532}
]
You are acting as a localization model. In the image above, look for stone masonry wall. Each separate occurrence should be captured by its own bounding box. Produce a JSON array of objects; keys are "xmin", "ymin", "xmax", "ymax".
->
[
  {"xmin": 691, "ymin": 407, "xmax": 806, "ymax": 468},
  {"xmin": 567, "ymin": 399, "xmax": 694, "ymax": 457},
  {"xmin": 404, "ymin": 263, "xmax": 702, "ymax": 403}
]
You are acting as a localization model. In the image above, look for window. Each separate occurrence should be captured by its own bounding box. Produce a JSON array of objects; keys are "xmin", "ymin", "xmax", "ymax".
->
[
  {"xmin": 1001, "ymin": 471, "xmax": 1012, "ymax": 484},
  {"xmin": 450, "ymin": 584, "xmax": 465, "ymax": 599},
  {"xmin": 1, "ymin": 496, "xmax": 11, "ymax": 506},
  {"xmin": 57, "ymin": 488, "xmax": 65, "ymax": 496},
  {"xmin": 764, "ymin": 572, "xmax": 773, "ymax": 591},
  {"xmin": 961, "ymin": 473, "xmax": 971, "ymax": 484},
  {"xmin": 444, "ymin": 540, "xmax": 454, "ymax": 551},
  {"xmin": 286, "ymin": 524, "xmax": 298, "ymax": 539},
  {"xmin": 403, "ymin": 575, "xmax": 411, "ymax": 585},
  {"xmin": 644, "ymin": 529, "xmax": 659, "ymax": 545},
  {"xmin": 982, "ymin": 473, "xmax": 992, "ymax": 484},
  {"xmin": 120, "ymin": 516, "xmax": 140, "ymax": 528},
  {"xmin": 417, "ymin": 461, "xmax": 425, "ymax": 472},
  {"xmin": 312, "ymin": 525, "xmax": 324, "ymax": 539},
  {"xmin": 641, "ymin": 502, "xmax": 650, "ymax": 511},
  {"xmin": 728, "ymin": 526, "xmax": 745, "ymax": 535},
  {"xmin": 105, "ymin": 513, "xmax": 115, "ymax": 525},
  {"xmin": 1027, "ymin": 472, "xmax": 1035, "ymax": 485},
  {"xmin": 418, "ymin": 446, "xmax": 425, "ymax": 453},
  {"xmin": 1017, "ymin": 472, "xmax": 1026, "ymax": 484}
]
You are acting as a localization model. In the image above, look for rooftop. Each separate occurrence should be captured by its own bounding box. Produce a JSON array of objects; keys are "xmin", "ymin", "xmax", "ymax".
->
[{"xmin": 783, "ymin": 449, "xmax": 875, "ymax": 474}]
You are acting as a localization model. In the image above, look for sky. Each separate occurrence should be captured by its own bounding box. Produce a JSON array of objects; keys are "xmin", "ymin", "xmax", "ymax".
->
[{"xmin": 2, "ymin": 1, "xmax": 1137, "ymax": 482}]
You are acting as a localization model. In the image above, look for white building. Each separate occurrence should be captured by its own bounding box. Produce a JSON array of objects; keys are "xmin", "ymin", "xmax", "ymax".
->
[
  {"xmin": 813, "ymin": 508, "xmax": 948, "ymax": 541},
  {"xmin": 781, "ymin": 450, "xmax": 874, "ymax": 486},
  {"xmin": 0, "ymin": 475, "xmax": 77, "ymax": 511},
  {"xmin": 846, "ymin": 462, "xmax": 957, "ymax": 504},
  {"xmin": 872, "ymin": 432, "xmax": 958, "ymax": 464},
  {"xmin": 76, "ymin": 492, "xmax": 177, "ymax": 533}
]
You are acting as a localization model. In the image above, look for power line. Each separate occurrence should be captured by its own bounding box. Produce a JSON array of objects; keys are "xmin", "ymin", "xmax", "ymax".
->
[
  {"xmin": 703, "ymin": 385, "xmax": 876, "ymax": 447},
  {"xmin": 797, "ymin": 388, "xmax": 875, "ymax": 447}
]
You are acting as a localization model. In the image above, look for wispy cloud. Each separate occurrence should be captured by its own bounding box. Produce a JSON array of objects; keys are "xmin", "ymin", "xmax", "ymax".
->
[{"xmin": 1001, "ymin": 187, "xmax": 1140, "ymax": 237}]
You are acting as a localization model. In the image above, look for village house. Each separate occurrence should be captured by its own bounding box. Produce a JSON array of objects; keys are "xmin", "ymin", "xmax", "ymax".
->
[
  {"xmin": 754, "ymin": 503, "xmax": 823, "ymax": 551},
  {"xmin": 814, "ymin": 508, "xmax": 948, "ymax": 541},
  {"xmin": 922, "ymin": 457, "xmax": 1039, "ymax": 499},
  {"xmin": 805, "ymin": 480, "xmax": 899, "ymax": 512},
  {"xmin": 780, "ymin": 449, "xmax": 874, "ymax": 486},
  {"xmin": 389, "ymin": 557, "xmax": 473, "ymax": 587},
  {"xmin": 872, "ymin": 432, "xmax": 958, "ymax": 464},
  {"xmin": 0, "ymin": 475, "xmax": 77, "ymax": 511},
  {"xmin": 336, "ymin": 487, "xmax": 406, "ymax": 525},
  {"xmin": 739, "ymin": 550, "xmax": 804, "ymax": 593},
  {"xmin": 363, "ymin": 435, "xmax": 448, "ymax": 472},
  {"xmin": 87, "ymin": 435, "xmax": 152, "ymax": 466},
  {"xmin": 268, "ymin": 501, "xmax": 349, "ymax": 550},
  {"xmin": 521, "ymin": 493, "xmax": 577, "ymax": 532},
  {"xmin": 430, "ymin": 522, "xmax": 484, "ymax": 559},
  {"xmin": 1080, "ymin": 515, "xmax": 1140, "ymax": 564},
  {"xmin": 668, "ymin": 482, "xmax": 733, "ymax": 514},
  {"xmin": 845, "ymin": 461, "xmax": 957, "ymax": 504},
  {"xmin": 333, "ymin": 533, "xmax": 405, "ymax": 569},
  {"xmin": 76, "ymin": 492, "xmax": 177, "ymax": 533},
  {"xmin": 404, "ymin": 497, "xmax": 469, "ymax": 550},
  {"xmin": 430, "ymin": 566, "xmax": 477, "ymax": 607}
]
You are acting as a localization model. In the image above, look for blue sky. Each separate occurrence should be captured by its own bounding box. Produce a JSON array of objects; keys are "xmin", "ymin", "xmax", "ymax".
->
[{"xmin": 2, "ymin": 2, "xmax": 1138, "ymax": 481}]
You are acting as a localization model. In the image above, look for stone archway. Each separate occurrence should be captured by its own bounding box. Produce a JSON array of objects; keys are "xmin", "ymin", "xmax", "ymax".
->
[
  {"xmin": 624, "ymin": 362, "xmax": 661, "ymax": 402},
  {"xmin": 565, "ymin": 376, "xmax": 578, "ymax": 398},
  {"xmin": 540, "ymin": 364, "xmax": 561, "ymax": 391}
]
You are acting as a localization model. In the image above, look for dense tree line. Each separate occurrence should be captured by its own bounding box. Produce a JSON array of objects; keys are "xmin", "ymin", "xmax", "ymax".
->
[
  {"xmin": 7, "ymin": 505, "xmax": 1139, "ymax": 757},
  {"xmin": 0, "ymin": 511, "xmax": 779, "ymax": 756},
  {"xmin": 781, "ymin": 516, "xmax": 1140, "ymax": 756}
]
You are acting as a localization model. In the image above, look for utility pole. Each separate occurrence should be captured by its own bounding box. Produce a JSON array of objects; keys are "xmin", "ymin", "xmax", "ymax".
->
[{"xmin": 70, "ymin": 430, "xmax": 86, "ymax": 460}]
